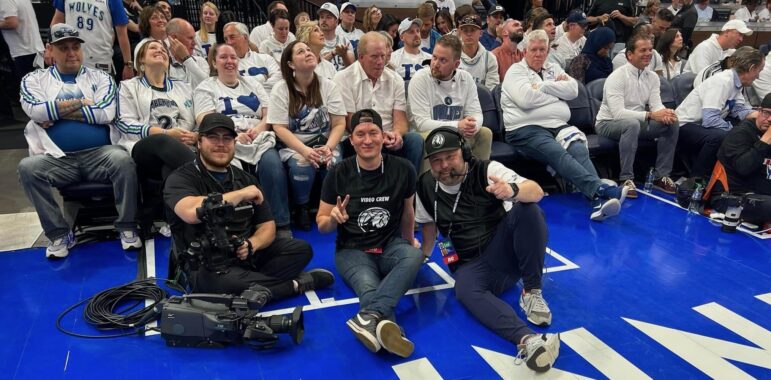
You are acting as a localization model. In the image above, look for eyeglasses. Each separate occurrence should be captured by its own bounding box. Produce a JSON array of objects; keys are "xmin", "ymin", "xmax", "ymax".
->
[
  {"xmin": 53, "ymin": 27, "xmax": 79, "ymax": 39},
  {"xmin": 758, "ymin": 108, "xmax": 771, "ymax": 119},
  {"xmin": 203, "ymin": 133, "xmax": 235, "ymax": 143}
]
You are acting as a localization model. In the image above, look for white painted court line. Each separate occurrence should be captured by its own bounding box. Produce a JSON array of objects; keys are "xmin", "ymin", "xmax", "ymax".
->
[
  {"xmin": 756, "ymin": 292, "xmax": 771, "ymax": 305},
  {"xmin": 259, "ymin": 248, "xmax": 579, "ymax": 317},
  {"xmin": 144, "ymin": 238, "xmax": 159, "ymax": 336},
  {"xmin": 392, "ymin": 358, "xmax": 443, "ymax": 380},
  {"xmin": 637, "ymin": 190, "xmax": 770, "ymax": 240}
]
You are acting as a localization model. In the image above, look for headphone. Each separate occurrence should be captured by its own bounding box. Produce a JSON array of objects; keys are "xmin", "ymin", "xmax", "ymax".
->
[{"xmin": 426, "ymin": 126, "xmax": 473, "ymax": 162}]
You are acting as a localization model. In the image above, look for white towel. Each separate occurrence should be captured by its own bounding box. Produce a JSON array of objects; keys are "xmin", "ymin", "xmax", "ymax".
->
[{"xmin": 234, "ymin": 131, "xmax": 276, "ymax": 168}]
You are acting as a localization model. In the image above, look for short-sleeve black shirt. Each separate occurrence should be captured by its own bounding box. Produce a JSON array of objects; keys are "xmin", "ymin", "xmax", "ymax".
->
[
  {"xmin": 163, "ymin": 159, "xmax": 274, "ymax": 256},
  {"xmin": 588, "ymin": 0, "xmax": 635, "ymax": 42},
  {"xmin": 321, "ymin": 155, "xmax": 416, "ymax": 251}
]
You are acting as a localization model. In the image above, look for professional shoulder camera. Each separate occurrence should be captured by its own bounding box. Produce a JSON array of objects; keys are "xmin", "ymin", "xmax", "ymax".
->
[
  {"xmin": 185, "ymin": 193, "xmax": 254, "ymax": 273},
  {"xmin": 159, "ymin": 285, "xmax": 304, "ymax": 349}
]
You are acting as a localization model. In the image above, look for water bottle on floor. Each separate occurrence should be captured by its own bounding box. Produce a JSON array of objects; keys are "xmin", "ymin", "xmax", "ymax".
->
[
  {"xmin": 689, "ymin": 183, "xmax": 703, "ymax": 214},
  {"xmin": 643, "ymin": 168, "xmax": 655, "ymax": 192}
]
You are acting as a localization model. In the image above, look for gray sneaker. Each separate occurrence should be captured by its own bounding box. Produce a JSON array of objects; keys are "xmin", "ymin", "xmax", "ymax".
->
[
  {"xmin": 516, "ymin": 333, "xmax": 561, "ymax": 372},
  {"xmin": 376, "ymin": 319, "xmax": 414, "ymax": 358},
  {"xmin": 519, "ymin": 289, "xmax": 552, "ymax": 326},
  {"xmin": 346, "ymin": 311, "xmax": 381, "ymax": 353}
]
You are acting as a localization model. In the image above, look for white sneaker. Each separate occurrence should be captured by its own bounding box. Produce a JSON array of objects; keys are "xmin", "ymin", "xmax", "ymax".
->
[
  {"xmin": 519, "ymin": 289, "xmax": 552, "ymax": 326},
  {"xmin": 158, "ymin": 224, "xmax": 171, "ymax": 237},
  {"xmin": 516, "ymin": 333, "xmax": 561, "ymax": 373},
  {"xmin": 46, "ymin": 231, "xmax": 76, "ymax": 259},
  {"xmin": 120, "ymin": 230, "xmax": 142, "ymax": 250}
]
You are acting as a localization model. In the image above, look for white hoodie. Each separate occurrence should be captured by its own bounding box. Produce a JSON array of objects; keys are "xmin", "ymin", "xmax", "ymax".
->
[{"xmin": 459, "ymin": 42, "xmax": 499, "ymax": 91}]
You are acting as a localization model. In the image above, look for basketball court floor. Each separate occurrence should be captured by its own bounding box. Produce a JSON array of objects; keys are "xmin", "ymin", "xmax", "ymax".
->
[{"xmin": 0, "ymin": 186, "xmax": 769, "ymax": 380}]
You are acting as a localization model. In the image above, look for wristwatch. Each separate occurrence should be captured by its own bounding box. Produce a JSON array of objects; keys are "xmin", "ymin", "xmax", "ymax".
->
[{"xmin": 508, "ymin": 182, "xmax": 520, "ymax": 199}]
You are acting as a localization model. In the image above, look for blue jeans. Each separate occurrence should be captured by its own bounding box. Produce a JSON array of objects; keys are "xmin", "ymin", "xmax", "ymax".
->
[
  {"xmin": 335, "ymin": 237, "xmax": 423, "ymax": 318},
  {"xmin": 255, "ymin": 148, "xmax": 290, "ymax": 227},
  {"xmin": 506, "ymin": 125, "xmax": 602, "ymax": 198},
  {"xmin": 285, "ymin": 145, "xmax": 340, "ymax": 205},
  {"xmin": 17, "ymin": 145, "xmax": 138, "ymax": 240}
]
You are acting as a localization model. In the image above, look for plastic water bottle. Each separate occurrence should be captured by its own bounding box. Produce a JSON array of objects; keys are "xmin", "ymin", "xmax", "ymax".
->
[
  {"xmin": 689, "ymin": 183, "xmax": 703, "ymax": 214},
  {"xmin": 643, "ymin": 167, "xmax": 655, "ymax": 192}
]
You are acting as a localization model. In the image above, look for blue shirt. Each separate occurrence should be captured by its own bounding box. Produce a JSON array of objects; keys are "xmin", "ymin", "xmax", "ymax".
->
[
  {"xmin": 480, "ymin": 29, "xmax": 501, "ymax": 51},
  {"xmin": 46, "ymin": 71, "xmax": 111, "ymax": 152}
]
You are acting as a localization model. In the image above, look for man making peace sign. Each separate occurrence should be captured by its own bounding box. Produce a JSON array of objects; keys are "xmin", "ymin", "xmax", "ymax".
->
[
  {"xmin": 415, "ymin": 127, "xmax": 561, "ymax": 373},
  {"xmin": 317, "ymin": 109, "xmax": 423, "ymax": 358}
]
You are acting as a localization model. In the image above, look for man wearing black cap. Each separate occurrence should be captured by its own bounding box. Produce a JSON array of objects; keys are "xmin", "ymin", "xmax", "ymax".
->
[
  {"xmin": 317, "ymin": 109, "xmax": 422, "ymax": 358},
  {"xmin": 481, "ymin": 5, "xmax": 506, "ymax": 51},
  {"xmin": 415, "ymin": 127, "xmax": 560, "ymax": 373},
  {"xmin": 163, "ymin": 113, "xmax": 334, "ymax": 299}
]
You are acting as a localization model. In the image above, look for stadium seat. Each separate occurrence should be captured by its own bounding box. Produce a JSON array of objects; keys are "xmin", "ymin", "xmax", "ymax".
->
[
  {"xmin": 745, "ymin": 85, "xmax": 761, "ymax": 106},
  {"xmin": 672, "ymin": 72, "xmax": 696, "ymax": 106},
  {"xmin": 478, "ymin": 84, "xmax": 517, "ymax": 165},
  {"xmin": 585, "ymin": 78, "xmax": 605, "ymax": 116},
  {"xmin": 566, "ymin": 81, "xmax": 618, "ymax": 155},
  {"xmin": 59, "ymin": 182, "xmax": 119, "ymax": 240},
  {"xmin": 659, "ymin": 76, "xmax": 677, "ymax": 109}
]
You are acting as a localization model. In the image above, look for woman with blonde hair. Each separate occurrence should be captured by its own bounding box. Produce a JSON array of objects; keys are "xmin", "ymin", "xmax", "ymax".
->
[
  {"xmin": 363, "ymin": 6, "xmax": 383, "ymax": 32},
  {"xmin": 195, "ymin": 2, "xmax": 220, "ymax": 57},
  {"xmin": 296, "ymin": 21, "xmax": 337, "ymax": 80}
]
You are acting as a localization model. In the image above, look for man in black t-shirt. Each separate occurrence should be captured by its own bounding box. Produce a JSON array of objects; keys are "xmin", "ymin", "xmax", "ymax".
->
[
  {"xmin": 415, "ymin": 127, "xmax": 560, "ymax": 373},
  {"xmin": 163, "ymin": 113, "xmax": 334, "ymax": 299},
  {"xmin": 317, "ymin": 109, "xmax": 423, "ymax": 358},
  {"xmin": 587, "ymin": 0, "xmax": 637, "ymax": 43}
]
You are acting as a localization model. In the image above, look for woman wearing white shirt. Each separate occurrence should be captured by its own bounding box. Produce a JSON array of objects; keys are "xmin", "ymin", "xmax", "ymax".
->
[
  {"xmin": 295, "ymin": 21, "xmax": 337, "ymax": 80},
  {"xmin": 656, "ymin": 28, "xmax": 687, "ymax": 80},
  {"xmin": 268, "ymin": 41, "xmax": 346, "ymax": 230},
  {"xmin": 195, "ymin": 2, "xmax": 219, "ymax": 57},
  {"xmin": 118, "ymin": 40, "xmax": 196, "ymax": 181},
  {"xmin": 757, "ymin": 0, "xmax": 771, "ymax": 21},
  {"xmin": 194, "ymin": 43, "xmax": 291, "ymax": 232},
  {"xmin": 259, "ymin": 9, "xmax": 295, "ymax": 63},
  {"xmin": 733, "ymin": 0, "xmax": 759, "ymax": 22}
]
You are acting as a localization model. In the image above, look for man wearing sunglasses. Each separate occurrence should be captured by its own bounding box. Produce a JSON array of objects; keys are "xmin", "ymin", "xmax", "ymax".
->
[
  {"xmin": 163, "ymin": 113, "xmax": 334, "ymax": 299},
  {"xmin": 18, "ymin": 23, "xmax": 140, "ymax": 259}
]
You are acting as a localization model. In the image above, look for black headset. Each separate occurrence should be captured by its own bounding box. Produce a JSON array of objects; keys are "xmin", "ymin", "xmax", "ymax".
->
[{"xmin": 426, "ymin": 126, "xmax": 473, "ymax": 162}]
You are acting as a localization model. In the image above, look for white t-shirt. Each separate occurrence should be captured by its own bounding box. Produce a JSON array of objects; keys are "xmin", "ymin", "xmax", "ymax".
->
[
  {"xmin": 389, "ymin": 48, "xmax": 431, "ymax": 81},
  {"xmin": 194, "ymin": 32, "xmax": 217, "ymax": 58},
  {"xmin": 553, "ymin": 34, "xmax": 586, "ymax": 69},
  {"xmin": 336, "ymin": 24, "xmax": 364, "ymax": 53},
  {"xmin": 193, "ymin": 76, "xmax": 270, "ymax": 131},
  {"xmin": 758, "ymin": 8, "xmax": 771, "ymax": 21},
  {"xmin": 259, "ymin": 33, "xmax": 295, "ymax": 63},
  {"xmin": 753, "ymin": 51, "xmax": 771, "ymax": 99},
  {"xmin": 434, "ymin": 0, "xmax": 456, "ymax": 15},
  {"xmin": 321, "ymin": 34, "xmax": 354, "ymax": 71},
  {"xmin": 415, "ymin": 161, "xmax": 526, "ymax": 223},
  {"xmin": 0, "ymin": 0, "xmax": 45, "ymax": 58},
  {"xmin": 315, "ymin": 59, "xmax": 337, "ymax": 80},
  {"xmin": 238, "ymin": 50, "xmax": 281, "ymax": 93},
  {"xmin": 698, "ymin": 5, "xmax": 715, "ymax": 21},
  {"xmin": 733, "ymin": 6, "xmax": 758, "ymax": 22},
  {"xmin": 267, "ymin": 76, "xmax": 346, "ymax": 160}
]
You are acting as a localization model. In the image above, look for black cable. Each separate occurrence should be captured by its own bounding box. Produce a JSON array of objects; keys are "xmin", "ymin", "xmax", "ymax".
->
[{"xmin": 57, "ymin": 278, "xmax": 168, "ymax": 339}]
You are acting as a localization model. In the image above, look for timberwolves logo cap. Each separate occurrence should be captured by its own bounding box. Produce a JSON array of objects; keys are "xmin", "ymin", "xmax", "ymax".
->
[
  {"xmin": 50, "ymin": 24, "xmax": 85, "ymax": 45},
  {"xmin": 349, "ymin": 109, "xmax": 383, "ymax": 133},
  {"xmin": 425, "ymin": 127, "xmax": 463, "ymax": 157}
]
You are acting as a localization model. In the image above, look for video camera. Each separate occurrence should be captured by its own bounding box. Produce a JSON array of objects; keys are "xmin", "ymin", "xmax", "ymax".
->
[
  {"xmin": 159, "ymin": 285, "xmax": 304, "ymax": 349},
  {"xmin": 185, "ymin": 193, "xmax": 254, "ymax": 273}
]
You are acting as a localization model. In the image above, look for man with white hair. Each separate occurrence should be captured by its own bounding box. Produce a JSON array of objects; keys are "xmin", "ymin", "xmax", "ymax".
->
[
  {"xmin": 685, "ymin": 19, "xmax": 753, "ymax": 74},
  {"xmin": 335, "ymin": 32, "xmax": 424, "ymax": 174},
  {"xmin": 224, "ymin": 22, "xmax": 281, "ymax": 93},
  {"xmin": 318, "ymin": 2, "xmax": 355, "ymax": 71},
  {"xmin": 502, "ymin": 30, "xmax": 630, "ymax": 221},
  {"xmin": 390, "ymin": 18, "xmax": 431, "ymax": 81},
  {"xmin": 166, "ymin": 18, "xmax": 209, "ymax": 89}
]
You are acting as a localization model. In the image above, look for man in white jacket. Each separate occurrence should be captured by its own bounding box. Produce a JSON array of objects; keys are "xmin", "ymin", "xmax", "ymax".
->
[
  {"xmin": 17, "ymin": 24, "xmax": 140, "ymax": 259},
  {"xmin": 165, "ymin": 18, "xmax": 209, "ymax": 90},
  {"xmin": 458, "ymin": 15, "xmax": 499, "ymax": 91},
  {"xmin": 502, "ymin": 30, "xmax": 630, "ymax": 221},
  {"xmin": 596, "ymin": 34, "xmax": 679, "ymax": 198},
  {"xmin": 408, "ymin": 34, "xmax": 493, "ymax": 163}
]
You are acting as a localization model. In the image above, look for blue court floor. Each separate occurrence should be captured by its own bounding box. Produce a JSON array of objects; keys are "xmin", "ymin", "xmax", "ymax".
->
[{"xmin": 1, "ymin": 191, "xmax": 769, "ymax": 379}]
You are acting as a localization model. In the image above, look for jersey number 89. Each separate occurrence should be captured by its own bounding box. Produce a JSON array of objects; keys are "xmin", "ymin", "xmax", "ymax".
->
[{"xmin": 77, "ymin": 16, "xmax": 94, "ymax": 31}]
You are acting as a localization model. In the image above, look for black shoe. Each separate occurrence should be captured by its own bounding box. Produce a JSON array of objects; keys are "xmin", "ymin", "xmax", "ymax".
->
[
  {"xmin": 295, "ymin": 268, "xmax": 335, "ymax": 293},
  {"xmin": 376, "ymin": 319, "xmax": 414, "ymax": 358},
  {"xmin": 293, "ymin": 205, "xmax": 311, "ymax": 231},
  {"xmin": 346, "ymin": 311, "xmax": 381, "ymax": 353}
]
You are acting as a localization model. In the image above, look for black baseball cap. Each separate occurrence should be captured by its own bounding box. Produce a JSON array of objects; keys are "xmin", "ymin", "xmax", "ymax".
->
[
  {"xmin": 566, "ymin": 9, "xmax": 588, "ymax": 25},
  {"xmin": 425, "ymin": 127, "xmax": 463, "ymax": 157},
  {"xmin": 761, "ymin": 93, "xmax": 771, "ymax": 108},
  {"xmin": 349, "ymin": 109, "xmax": 383, "ymax": 133},
  {"xmin": 199, "ymin": 113, "xmax": 237, "ymax": 136}
]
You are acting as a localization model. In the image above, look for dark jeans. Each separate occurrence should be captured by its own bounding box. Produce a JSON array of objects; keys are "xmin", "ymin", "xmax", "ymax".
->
[
  {"xmin": 335, "ymin": 237, "xmax": 423, "ymax": 319},
  {"xmin": 12, "ymin": 54, "xmax": 37, "ymax": 82},
  {"xmin": 454, "ymin": 202, "xmax": 548, "ymax": 345},
  {"xmin": 131, "ymin": 134, "xmax": 196, "ymax": 180},
  {"xmin": 190, "ymin": 237, "xmax": 313, "ymax": 300},
  {"xmin": 679, "ymin": 123, "xmax": 728, "ymax": 178},
  {"xmin": 506, "ymin": 125, "xmax": 602, "ymax": 198}
]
